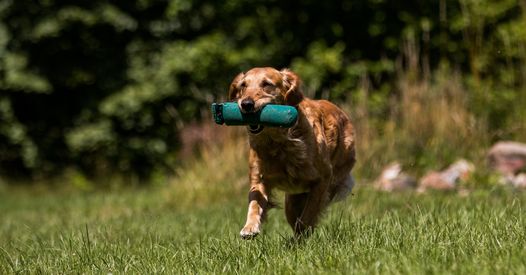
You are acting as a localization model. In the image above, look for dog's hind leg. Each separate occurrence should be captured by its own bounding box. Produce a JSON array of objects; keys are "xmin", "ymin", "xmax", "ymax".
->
[{"xmin": 329, "ymin": 174, "xmax": 355, "ymax": 202}]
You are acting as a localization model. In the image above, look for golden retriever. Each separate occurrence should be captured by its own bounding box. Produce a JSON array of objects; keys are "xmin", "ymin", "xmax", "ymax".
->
[{"xmin": 228, "ymin": 67, "xmax": 356, "ymax": 238}]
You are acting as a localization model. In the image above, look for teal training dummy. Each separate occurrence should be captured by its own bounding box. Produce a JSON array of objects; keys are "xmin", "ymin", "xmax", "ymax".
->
[{"xmin": 211, "ymin": 102, "xmax": 298, "ymax": 128}]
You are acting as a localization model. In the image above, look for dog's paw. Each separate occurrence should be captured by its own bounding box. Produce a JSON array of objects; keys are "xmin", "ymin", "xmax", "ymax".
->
[{"xmin": 240, "ymin": 223, "xmax": 260, "ymax": 239}]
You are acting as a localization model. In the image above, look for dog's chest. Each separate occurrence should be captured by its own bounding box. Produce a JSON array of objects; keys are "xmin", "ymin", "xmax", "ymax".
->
[{"xmin": 255, "ymin": 139, "xmax": 320, "ymax": 193}]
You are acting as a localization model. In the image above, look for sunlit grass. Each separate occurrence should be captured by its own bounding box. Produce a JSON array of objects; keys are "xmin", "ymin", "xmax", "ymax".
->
[{"xmin": 1, "ymin": 179, "xmax": 525, "ymax": 274}]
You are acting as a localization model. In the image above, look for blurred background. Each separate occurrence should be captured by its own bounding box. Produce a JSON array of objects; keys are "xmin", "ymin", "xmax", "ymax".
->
[{"xmin": 1, "ymin": 0, "xmax": 525, "ymax": 187}]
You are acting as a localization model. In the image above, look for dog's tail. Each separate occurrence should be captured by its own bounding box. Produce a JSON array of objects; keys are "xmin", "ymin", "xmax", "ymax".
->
[{"xmin": 330, "ymin": 174, "xmax": 355, "ymax": 202}]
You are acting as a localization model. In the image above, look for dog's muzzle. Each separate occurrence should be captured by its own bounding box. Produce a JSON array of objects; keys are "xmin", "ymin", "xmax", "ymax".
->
[{"xmin": 248, "ymin": 124, "xmax": 264, "ymax": 134}]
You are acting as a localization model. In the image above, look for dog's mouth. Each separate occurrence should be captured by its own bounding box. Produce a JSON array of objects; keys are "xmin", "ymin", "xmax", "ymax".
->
[{"xmin": 248, "ymin": 124, "xmax": 264, "ymax": 134}]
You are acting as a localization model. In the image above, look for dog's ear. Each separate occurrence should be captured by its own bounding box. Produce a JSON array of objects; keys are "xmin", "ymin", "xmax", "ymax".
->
[
  {"xmin": 228, "ymin": 72, "xmax": 245, "ymax": 101},
  {"xmin": 280, "ymin": 69, "xmax": 304, "ymax": 106}
]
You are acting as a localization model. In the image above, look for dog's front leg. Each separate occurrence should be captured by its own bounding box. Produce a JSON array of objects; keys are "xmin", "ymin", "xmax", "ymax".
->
[
  {"xmin": 240, "ymin": 149, "xmax": 269, "ymax": 239},
  {"xmin": 240, "ymin": 183, "xmax": 268, "ymax": 239}
]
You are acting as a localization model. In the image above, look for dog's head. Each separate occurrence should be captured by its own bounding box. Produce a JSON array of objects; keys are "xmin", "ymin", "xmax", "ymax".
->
[{"xmin": 228, "ymin": 67, "xmax": 304, "ymax": 114}]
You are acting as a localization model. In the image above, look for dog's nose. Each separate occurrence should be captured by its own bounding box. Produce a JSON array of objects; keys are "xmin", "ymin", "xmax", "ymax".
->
[{"xmin": 241, "ymin": 98, "xmax": 255, "ymax": 112}]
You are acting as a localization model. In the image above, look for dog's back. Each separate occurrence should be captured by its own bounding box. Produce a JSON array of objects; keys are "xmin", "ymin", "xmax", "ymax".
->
[{"xmin": 297, "ymin": 99, "xmax": 356, "ymax": 199}]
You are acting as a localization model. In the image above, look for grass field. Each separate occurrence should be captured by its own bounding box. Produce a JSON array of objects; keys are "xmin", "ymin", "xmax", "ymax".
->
[{"xmin": 1, "ymin": 181, "xmax": 525, "ymax": 274}]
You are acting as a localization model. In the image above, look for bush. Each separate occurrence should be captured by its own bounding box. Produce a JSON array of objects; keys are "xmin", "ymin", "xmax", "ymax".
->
[{"xmin": 0, "ymin": 0, "xmax": 525, "ymax": 181}]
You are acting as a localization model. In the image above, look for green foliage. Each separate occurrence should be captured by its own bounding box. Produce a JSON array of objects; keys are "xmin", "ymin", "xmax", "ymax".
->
[{"xmin": 0, "ymin": 0, "xmax": 525, "ymax": 180}]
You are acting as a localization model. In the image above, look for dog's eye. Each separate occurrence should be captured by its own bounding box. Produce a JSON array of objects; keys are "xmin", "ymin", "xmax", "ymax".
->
[
  {"xmin": 239, "ymin": 82, "xmax": 247, "ymax": 89},
  {"xmin": 261, "ymin": 81, "xmax": 274, "ymax": 89}
]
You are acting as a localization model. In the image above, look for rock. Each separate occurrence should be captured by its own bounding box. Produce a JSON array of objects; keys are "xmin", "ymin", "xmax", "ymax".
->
[
  {"xmin": 417, "ymin": 159, "xmax": 475, "ymax": 193},
  {"xmin": 487, "ymin": 141, "xmax": 526, "ymax": 176},
  {"xmin": 511, "ymin": 173, "xmax": 526, "ymax": 188},
  {"xmin": 374, "ymin": 162, "xmax": 417, "ymax": 192}
]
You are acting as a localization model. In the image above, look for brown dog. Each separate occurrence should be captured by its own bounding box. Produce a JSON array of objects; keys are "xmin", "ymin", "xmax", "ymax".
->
[{"xmin": 228, "ymin": 67, "xmax": 356, "ymax": 238}]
